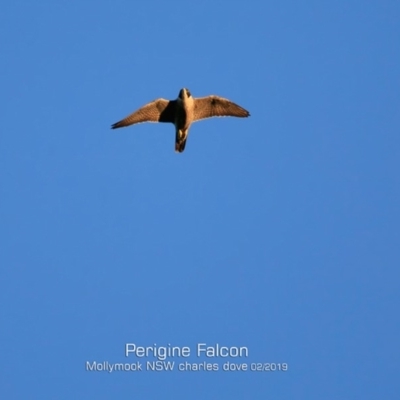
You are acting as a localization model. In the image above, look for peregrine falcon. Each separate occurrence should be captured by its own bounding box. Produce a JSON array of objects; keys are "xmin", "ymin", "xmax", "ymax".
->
[{"xmin": 111, "ymin": 88, "xmax": 250, "ymax": 152}]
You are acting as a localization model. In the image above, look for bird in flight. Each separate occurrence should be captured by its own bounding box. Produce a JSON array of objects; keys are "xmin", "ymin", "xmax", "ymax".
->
[{"xmin": 111, "ymin": 88, "xmax": 250, "ymax": 152}]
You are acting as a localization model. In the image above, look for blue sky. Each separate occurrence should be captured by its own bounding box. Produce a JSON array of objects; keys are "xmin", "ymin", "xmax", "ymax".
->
[{"xmin": 1, "ymin": 1, "xmax": 399, "ymax": 398}]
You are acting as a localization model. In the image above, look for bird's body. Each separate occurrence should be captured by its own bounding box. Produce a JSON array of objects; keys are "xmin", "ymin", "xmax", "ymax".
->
[
  {"xmin": 111, "ymin": 88, "xmax": 250, "ymax": 152},
  {"xmin": 174, "ymin": 89, "xmax": 195, "ymax": 152}
]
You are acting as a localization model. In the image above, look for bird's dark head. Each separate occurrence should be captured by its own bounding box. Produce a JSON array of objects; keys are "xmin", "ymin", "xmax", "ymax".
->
[{"xmin": 178, "ymin": 88, "xmax": 191, "ymax": 99}]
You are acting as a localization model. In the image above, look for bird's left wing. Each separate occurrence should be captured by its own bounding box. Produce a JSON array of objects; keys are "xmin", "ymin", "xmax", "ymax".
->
[
  {"xmin": 193, "ymin": 96, "xmax": 250, "ymax": 122},
  {"xmin": 111, "ymin": 99, "xmax": 176, "ymax": 129}
]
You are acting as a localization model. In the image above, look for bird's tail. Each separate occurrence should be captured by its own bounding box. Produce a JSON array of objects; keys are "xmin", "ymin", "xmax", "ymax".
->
[{"xmin": 175, "ymin": 129, "xmax": 188, "ymax": 153}]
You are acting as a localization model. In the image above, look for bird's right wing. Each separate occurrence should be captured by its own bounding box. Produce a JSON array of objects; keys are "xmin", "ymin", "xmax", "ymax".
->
[
  {"xmin": 111, "ymin": 99, "xmax": 176, "ymax": 129},
  {"xmin": 193, "ymin": 96, "xmax": 250, "ymax": 122}
]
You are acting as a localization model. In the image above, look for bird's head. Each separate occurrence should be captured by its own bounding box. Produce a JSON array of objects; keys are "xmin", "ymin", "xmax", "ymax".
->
[{"xmin": 178, "ymin": 88, "xmax": 191, "ymax": 99}]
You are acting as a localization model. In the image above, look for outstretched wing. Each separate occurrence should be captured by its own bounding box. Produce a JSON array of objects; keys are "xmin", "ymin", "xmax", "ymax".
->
[
  {"xmin": 193, "ymin": 96, "xmax": 250, "ymax": 122},
  {"xmin": 111, "ymin": 99, "xmax": 176, "ymax": 129}
]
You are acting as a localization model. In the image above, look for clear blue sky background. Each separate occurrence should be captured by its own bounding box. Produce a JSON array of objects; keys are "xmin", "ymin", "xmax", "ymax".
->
[{"xmin": 1, "ymin": 1, "xmax": 399, "ymax": 399}]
